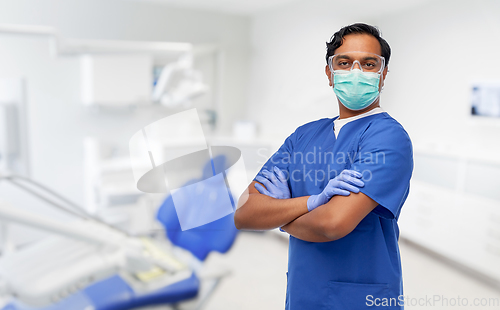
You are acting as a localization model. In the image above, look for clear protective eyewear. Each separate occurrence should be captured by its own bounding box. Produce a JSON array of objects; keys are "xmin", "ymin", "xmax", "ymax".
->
[{"xmin": 328, "ymin": 51, "xmax": 385, "ymax": 74}]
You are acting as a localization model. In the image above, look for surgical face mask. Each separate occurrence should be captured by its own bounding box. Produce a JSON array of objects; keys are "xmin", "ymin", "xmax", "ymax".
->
[{"xmin": 333, "ymin": 68, "xmax": 381, "ymax": 111}]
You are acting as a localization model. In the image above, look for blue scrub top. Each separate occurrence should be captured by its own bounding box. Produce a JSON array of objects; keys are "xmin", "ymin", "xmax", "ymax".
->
[{"xmin": 254, "ymin": 113, "xmax": 413, "ymax": 310}]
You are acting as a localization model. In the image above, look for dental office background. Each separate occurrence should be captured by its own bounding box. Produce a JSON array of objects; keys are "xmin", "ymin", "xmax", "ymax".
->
[{"xmin": 0, "ymin": 0, "xmax": 500, "ymax": 309}]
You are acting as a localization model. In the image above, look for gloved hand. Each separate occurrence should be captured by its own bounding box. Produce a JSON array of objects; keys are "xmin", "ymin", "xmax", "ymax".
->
[
  {"xmin": 254, "ymin": 166, "xmax": 291, "ymax": 199},
  {"xmin": 307, "ymin": 169, "xmax": 364, "ymax": 212}
]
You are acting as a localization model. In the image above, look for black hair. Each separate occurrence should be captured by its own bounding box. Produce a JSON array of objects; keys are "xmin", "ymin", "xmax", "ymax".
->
[{"xmin": 325, "ymin": 23, "xmax": 391, "ymax": 66}]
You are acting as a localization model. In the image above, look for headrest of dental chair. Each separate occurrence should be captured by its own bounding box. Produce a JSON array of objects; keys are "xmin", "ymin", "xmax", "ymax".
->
[{"xmin": 157, "ymin": 155, "xmax": 238, "ymax": 261}]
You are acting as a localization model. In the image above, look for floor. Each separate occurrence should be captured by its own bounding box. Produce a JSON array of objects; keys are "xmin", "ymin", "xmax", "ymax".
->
[{"xmin": 203, "ymin": 231, "xmax": 500, "ymax": 310}]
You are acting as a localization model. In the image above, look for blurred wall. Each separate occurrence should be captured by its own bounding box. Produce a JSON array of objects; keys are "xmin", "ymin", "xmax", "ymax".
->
[
  {"xmin": 0, "ymin": 0, "xmax": 250, "ymax": 243},
  {"xmin": 246, "ymin": 0, "xmax": 434, "ymax": 142},
  {"xmin": 377, "ymin": 0, "xmax": 500, "ymax": 153},
  {"xmin": 246, "ymin": 1, "xmax": 347, "ymax": 142}
]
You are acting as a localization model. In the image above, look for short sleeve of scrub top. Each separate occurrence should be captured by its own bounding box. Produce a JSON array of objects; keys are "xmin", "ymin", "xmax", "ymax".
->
[
  {"xmin": 351, "ymin": 118, "xmax": 413, "ymax": 220},
  {"xmin": 252, "ymin": 120, "xmax": 329, "ymax": 193},
  {"xmin": 253, "ymin": 128, "xmax": 297, "ymax": 189}
]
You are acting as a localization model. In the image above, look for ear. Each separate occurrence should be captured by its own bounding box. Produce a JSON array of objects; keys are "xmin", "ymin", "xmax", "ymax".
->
[{"xmin": 325, "ymin": 65, "xmax": 333, "ymax": 87}]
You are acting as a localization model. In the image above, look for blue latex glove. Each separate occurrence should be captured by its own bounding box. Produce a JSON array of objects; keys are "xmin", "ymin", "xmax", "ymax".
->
[
  {"xmin": 254, "ymin": 166, "xmax": 291, "ymax": 199},
  {"xmin": 307, "ymin": 169, "xmax": 364, "ymax": 212}
]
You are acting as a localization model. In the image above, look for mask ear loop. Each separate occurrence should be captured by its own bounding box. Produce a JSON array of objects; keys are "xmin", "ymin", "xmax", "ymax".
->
[
  {"xmin": 380, "ymin": 58, "xmax": 387, "ymax": 92},
  {"xmin": 381, "ymin": 68, "xmax": 385, "ymax": 92}
]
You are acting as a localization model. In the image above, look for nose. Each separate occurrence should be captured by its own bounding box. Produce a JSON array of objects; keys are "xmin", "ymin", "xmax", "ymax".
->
[{"xmin": 351, "ymin": 60, "xmax": 362, "ymax": 71}]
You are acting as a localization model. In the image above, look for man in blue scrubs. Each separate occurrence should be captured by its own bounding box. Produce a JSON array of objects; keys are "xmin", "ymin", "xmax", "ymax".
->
[{"xmin": 234, "ymin": 23, "xmax": 413, "ymax": 309}]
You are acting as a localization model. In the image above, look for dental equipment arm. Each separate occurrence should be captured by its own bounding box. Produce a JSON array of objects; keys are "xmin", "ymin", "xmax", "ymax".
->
[
  {"xmin": 0, "ymin": 201, "xmax": 185, "ymax": 272},
  {"xmin": 0, "ymin": 201, "xmax": 190, "ymax": 306},
  {"xmin": 0, "ymin": 202, "xmax": 122, "ymax": 248},
  {"xmin": 0, "ymin": 174, "xmax": 129, "ymax": 235}
]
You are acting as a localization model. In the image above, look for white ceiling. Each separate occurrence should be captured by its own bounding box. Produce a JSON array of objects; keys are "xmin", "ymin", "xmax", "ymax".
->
[{"xmin": 123, "ymin": 0, "xmax": 299, "ymax": 15}]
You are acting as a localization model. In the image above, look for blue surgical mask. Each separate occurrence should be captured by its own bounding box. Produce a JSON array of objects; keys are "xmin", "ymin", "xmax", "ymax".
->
[{"xmin": 333, "ymin": 69, "xmax": 380, "ymax": 111}]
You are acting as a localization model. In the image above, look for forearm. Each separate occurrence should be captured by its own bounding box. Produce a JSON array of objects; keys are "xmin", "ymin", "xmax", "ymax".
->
[
  {"xmin": 282, "ymin": 193, "xmax": 378, "ymax": 242},
  {"xmin": 234, "ymin": 186, "xmax": 309, "ymax": 230},
  {"xmin": 281, "ymin": 208, "xmax": 334, "ymax": 242}
]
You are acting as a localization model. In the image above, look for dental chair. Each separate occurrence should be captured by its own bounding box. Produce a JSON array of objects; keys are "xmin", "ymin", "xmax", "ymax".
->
[{"xmin": 0, "ymin": 155, "xmax": 239, "ymax": 310}]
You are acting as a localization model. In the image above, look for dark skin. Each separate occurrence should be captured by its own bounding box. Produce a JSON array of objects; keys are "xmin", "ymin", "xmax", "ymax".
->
[
  {"xmin": 234, "ymin": 34, "xmax": 388, "ymax": 242},
  {"xmin": 326, "ymin": 34, "xmax": 388, "ymax": 119}
]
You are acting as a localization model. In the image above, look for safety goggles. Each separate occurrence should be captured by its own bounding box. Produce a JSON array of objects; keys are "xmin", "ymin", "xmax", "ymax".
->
[{"xmin": 328, "ymin": 51, "xmax": 385, "ymax": 74}]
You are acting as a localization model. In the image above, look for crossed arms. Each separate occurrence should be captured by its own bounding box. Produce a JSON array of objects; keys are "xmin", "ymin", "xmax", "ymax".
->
[{"xmin": 233, "ymin": 180, "xmax": 379, "ymax": 243}]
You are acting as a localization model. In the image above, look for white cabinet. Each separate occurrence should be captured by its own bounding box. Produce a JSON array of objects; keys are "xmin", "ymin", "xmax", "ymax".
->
[{"xmin": 399, "ymin": 150, "xmax": 500, "ymax": 282}]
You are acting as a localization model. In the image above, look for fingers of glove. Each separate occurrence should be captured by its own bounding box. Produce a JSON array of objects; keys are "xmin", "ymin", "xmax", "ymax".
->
[
  {"xmin": 260, "ymin": 169, "xmax": 272, "ymax": 180},
  {"xmin": 275, "ymin": 185, "xmax": 291, "ymax": 199},
  {"xmin": 273, "ymin": 166, "xmax": 288, "ymax": 184},
  {"xmin": 331, "ymin": 188, "xmax": 352, "ymax": 196},
  {"xmin": 262, "ymin": 169, "xmax": 279, "ymax": 185},
  {"xmin": 261, "ymin": 169, "xmax": 275, "ymax": 176},
  {"xmin": 338, "ymin": 181, "xmax": 359, "ymax": 193},
  {"xmin": 322, "ymin": 186, "xmax": 344, "ymax": 199},
  {"xmin": 341, "ymin": 169, "xmax": 362, "ymax": 179},
  {"xmin": 340, "ymin": 174, "xmax": 365, "ymax": 188},
  {"xmin": 255, "ymin": 176, "xmax": 275, "ymax": 191},
  {"xmin": 326, "ymin": 178, "xmax": 341, "ymax": 188},
  {"xmin": 323, "ymin": 181, "xmax": 358, "ymax": 197},
  {"xmin": 254, "ymin": 182, "xmax": 275, "ymax": 198},
  {"xmin": 337, "ymin": 181, "xmax": 361, "ymax": 193}
]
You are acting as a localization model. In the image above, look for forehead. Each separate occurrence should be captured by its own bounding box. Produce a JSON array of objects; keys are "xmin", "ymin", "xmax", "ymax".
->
[{"xmin": 334, "ymin": 33, "xmax": 382, "ymax": 55}]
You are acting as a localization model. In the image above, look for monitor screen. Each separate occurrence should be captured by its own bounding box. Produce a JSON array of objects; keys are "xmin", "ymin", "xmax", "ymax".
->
[{"xmin": 471, "ymin": 81, "xmax": 500, "ymax": 117}]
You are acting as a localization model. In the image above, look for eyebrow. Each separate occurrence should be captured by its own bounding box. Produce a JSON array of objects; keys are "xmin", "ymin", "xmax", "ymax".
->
[
  {"xmin": 335, "ymin": 55, "xmax": 352, "ymax": 60},
  {"xmin": 335, "ymin": 54, "xmax": 379, "ymax": 62}
]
